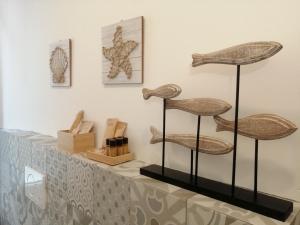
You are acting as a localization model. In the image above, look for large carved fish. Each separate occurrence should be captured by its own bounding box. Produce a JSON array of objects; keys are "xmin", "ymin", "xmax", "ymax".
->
[
  {"xmin": 214, "ymin": 114, "xmax": 297, "ymax": 140},
  {"xmin": 192, "ymin": 41, "xmax": 282, "ymax": 66},
  {"xmin": 166, "ymin": 98, "xmax": 231, "ymax": 116},
  {"xmin": 150, "ymin": 126, "xmax": 233, "ymax": 155},
  {"xmin": 142, "ymin": 84, "xmax": 182, "ymax": 100}
]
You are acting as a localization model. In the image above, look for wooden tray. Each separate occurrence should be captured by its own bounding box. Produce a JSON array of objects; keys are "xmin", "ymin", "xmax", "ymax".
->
[{"xmin": 86, "ymin": 149, "xmax": 134, "ymax": 166}]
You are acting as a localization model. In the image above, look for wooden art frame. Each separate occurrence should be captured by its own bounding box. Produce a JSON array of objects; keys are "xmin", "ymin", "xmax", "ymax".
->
[
  {"xmin": 49, "ymin": 39, "xmax": 72, "ymax": 87},
  {"xmin": 102, "ymin": 16, "xmax": 144, "ymax": 84}
]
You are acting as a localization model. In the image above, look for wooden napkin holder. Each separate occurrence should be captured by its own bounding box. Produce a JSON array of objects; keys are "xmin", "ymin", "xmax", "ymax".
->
[{"xmin": 57, "ymin": 130, "xmax": 95, "ymax": 153}]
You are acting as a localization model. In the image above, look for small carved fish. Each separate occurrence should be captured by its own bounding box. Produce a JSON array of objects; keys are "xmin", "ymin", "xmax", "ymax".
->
[
  {"xmin": 166, "ymin": 98, "xmax": 231, "ymax": 116},
  {"xmin": 192, "ymin": 41, "xmax": 282, "ymax": 66},
  {"xmin": 214, "ymin": 114, "xmax": 297, "ymax": 140},
  {"xmin": 150, "ymin": 126, "xmax": 233, "ymax": 155},
  {"xmin": 142, "ymin": 84, "xmax": 182, "ymax": 100}
]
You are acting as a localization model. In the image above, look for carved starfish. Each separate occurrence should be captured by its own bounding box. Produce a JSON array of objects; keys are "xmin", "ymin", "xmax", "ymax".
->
[{"xmin": 103, "ymin": 26, "xmax": 138, "ymax": 79}]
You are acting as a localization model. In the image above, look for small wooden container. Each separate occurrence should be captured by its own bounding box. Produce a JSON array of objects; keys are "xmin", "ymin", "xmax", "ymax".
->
[
  {"xmin": 57, "ymin": 130, "xmax": 95, "ymax": 153},
  {"xmin": 86, "ymin": 149, "xmax": 134, "ymax": 166}
]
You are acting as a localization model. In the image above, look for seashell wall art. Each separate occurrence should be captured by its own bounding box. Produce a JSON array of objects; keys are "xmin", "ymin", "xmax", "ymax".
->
[
  {"xmin": 49, "ymin": 39, "xmax": 72, "ymax": 87},
  {"xmin": 102, "ymin": 16, "xmax": 144, "ymax": 84}
]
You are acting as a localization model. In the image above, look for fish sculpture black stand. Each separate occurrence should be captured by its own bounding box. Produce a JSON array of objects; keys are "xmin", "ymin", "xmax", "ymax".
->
[
  {"xmin": 191, "ymin": 41, "xmax": 295, "ymax": 221},
  {"xmin": 140, "ymin": 41, "xmax": 295, "ymax": 222},
  {"xmin": 140, "ymin": 84, "xmax": 240, "ymax": 208},
  {"xmin": 164, "ymin": 97, "xmax": 233, "ymax": 182},
  {"xmin": 141, "ymin": 84, "xmax": 234, "ymax": 177},
  {"xmin": 193, "ymin": 41, "xmax": 283, "ymax": 198},
  {"xmin": 142, "ymin": 84, "xmax": 182, "ymax": 174},
  {"xmin": 214, "ymin": 114, "xmax": 297, "ymax": 197}
]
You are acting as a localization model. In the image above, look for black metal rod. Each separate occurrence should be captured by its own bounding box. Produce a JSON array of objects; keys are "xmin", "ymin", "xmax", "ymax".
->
[
  {"xmin": 190, "ymin": 149, "xmax": 194, "ymax": 178},
  {"xmin": 195, "ymin": 115, "xmax": 201, "ymax": 184},
  {"xmin": 232, "ymin": 65, "xmax": 241, "ymax": 196},
  {"xmin": 162, "ymin": 98, "xmax": 167, "ymax": 175},
  {"xmin": 254, "ymin": 139, "xmax": 259, "ymax": 199}
]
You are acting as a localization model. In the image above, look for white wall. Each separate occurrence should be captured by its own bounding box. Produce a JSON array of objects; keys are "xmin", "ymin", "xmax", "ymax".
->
[{"xmin": 1, "ymin": 0, "xmax": 300, "ymax": 201}]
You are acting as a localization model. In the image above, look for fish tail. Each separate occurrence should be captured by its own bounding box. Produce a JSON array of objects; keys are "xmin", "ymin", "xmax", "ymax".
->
[
  {"xmin": 214, "ymin": 116, "xmax": 227, "ymax": 132},
  {"xmin": 192, "ymin": 54, "xmax": 206, "ymax": 67},
  {"xmin": 150, "ymin": 126, "xmax": 162, "ymax": 144},
  {"xmin": 142, "ymin": 88, "xmax": 152, "ymax": 100}
]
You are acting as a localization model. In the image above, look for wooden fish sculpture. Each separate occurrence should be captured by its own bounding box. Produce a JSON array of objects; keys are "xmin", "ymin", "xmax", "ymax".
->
[
  {"xmin": 166, "ymin": 98, "xmax": 231, "ymax": 116},
  {"xmin": 192, "ymin": 42, "xmax": 282, "ymax": 66},
  {"xmin": 150, "ymin": 126, "xmax": 233, "ymax": 155},
  {"xmin": 214, "ymin": 114, "xmax": 297, "ymax": 140},
  {"xmin": 142, "ymin": 84, "xmax": 182, "ymax": 100}
]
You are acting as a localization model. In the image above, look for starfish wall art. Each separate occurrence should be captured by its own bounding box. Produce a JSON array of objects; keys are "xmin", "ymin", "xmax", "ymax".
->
[{"xmin": 102, "ymin": 16, "xmax": 144, "ymax": 84}]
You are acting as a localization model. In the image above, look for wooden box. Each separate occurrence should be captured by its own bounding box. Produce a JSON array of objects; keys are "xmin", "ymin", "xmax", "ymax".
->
[
  {"xmin": 86, "ymin": 149, "xmax": 134, "ymax": 166},
  {"xmin": 57, "ymin": 130, "xmax": 95, "ymax": 153}
]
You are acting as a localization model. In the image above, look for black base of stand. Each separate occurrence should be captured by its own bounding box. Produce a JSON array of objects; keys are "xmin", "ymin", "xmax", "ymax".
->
[{"xmin": 140, "ymin": 164, "xmax": 293, "ymax": 222}]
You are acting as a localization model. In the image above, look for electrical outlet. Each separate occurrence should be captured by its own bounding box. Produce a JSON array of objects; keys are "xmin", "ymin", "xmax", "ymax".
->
[{"xmin": 25, "ymin": 166, "xmax": 47, "ymax": 209}]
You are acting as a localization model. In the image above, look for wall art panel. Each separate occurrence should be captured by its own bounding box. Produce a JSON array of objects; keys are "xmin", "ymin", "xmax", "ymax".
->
[
  {"xmin": 49, "ymin": 39, "xmax": 72, "ymax": 87},
  {"xmin": 102, "ymin": 16, "xmax": 143, "ymax": 84}
]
